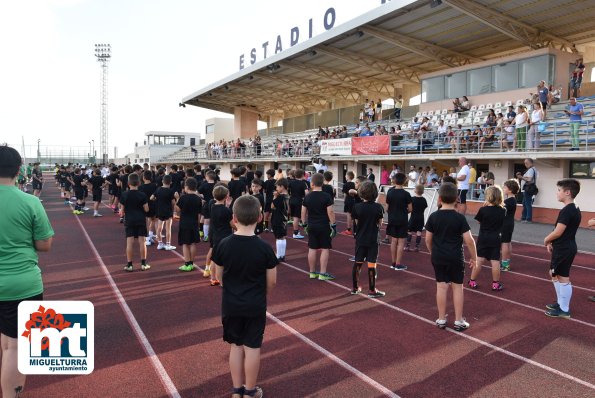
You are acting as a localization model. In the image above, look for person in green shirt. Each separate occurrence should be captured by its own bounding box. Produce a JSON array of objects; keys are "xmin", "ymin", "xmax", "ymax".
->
[{"xmin": 0, "ymin": 145, "xmax": 54, "ymax": 398}]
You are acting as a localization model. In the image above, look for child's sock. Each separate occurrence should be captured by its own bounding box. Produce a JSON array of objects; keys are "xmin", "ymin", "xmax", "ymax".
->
[
  {"xmin": 199, "ymin": 222, "xmax": 203, "ymax": 232},
  {"xmin": 406, "ymin": 235, "xmax": 412, "ymax": 245},
  {"xmin": 276, "ymin": 239, "xmax": 286, "ymax": 257},
  {"xmin": 127, "ymin": 261, "xmax": 133, "ymax": 267},
  {"xmin": 352, "ymin": 262, "xmax": 363, "ymax": 290},
  {"xmin": 203, "ymin": 224, "xmax": 209, "ymax": 238},
  {"xmin": 553, "ymin": 280, "xmax": 561, "ymax": 303},
  {"xmin": 415, "ymin": 235, "xmax": 422, "ymax": 247},
  {"xmin": 368, "ymin": 263, "xmax": 377, "ymax": 291},
  {"xmin": 141, "ymin": 259, "xmax": 146, "ymax": 266},
  {"xmin": 559, "ymin": 282, "xmax": 572, "ymax": 312}
]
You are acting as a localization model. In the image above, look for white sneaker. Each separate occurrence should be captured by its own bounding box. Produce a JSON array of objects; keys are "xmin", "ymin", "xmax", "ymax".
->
[
  {"xmin": 93, "ymin": 213, "xmax": 102, "ymax": 217},
  {"xmin": 157, "ymin": 242, "xmax": 165, "ymax": 250},
  {"xmin": 83, "ymin": 207, "xmax": 90, "ymax": 211},
  {"xmin": 454, "ymin": 319, "xmax": 470, "ymax": 331},
  {"xmin": 145, "ymin": 239, "xmax": 152, "ymax": 246},
  {"xmin": 164, "ymin": 244, "xmax": 176, "ymax": 250},
  {"xmin": 293, "ymin": 233, "xmax": 305, "ymax": 239}
]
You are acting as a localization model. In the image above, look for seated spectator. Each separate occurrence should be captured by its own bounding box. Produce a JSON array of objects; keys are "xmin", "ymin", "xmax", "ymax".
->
[
  {"xmin": 354, "ymin": 123, "xmax": 362, "ymax": 135},
  {"xmin": 410, "ymin": 117, "xmax": 421, "ymax": 134},
  {"xmin": 501, "ymin": 120, "xmax": 515, "ymax": 151},
  {"xmin": 549, "ymin": 85, "xmax": 562, "ymax": 106},
  {"xmin": 495, "ymin": 112, "xmax": 504, "ymax": 135},
  {"xmin": 453, "ymin": 97, "xmax": 463, "ymax": 112},
  {"xmin": 436, "ymin": 119, "xmax": 447, "ymax": 142},
  {"xmin": 468, "ymin": 125, "xmax": 482, "ymax": 151},
  {"xmin": 479, "ymin": 127, "xmax": 496, "ymax": 152},
  {"xmin": 460, "ymin": 96, "xmax": 470, "ymax": 112},
  {"xmin": 445, "ymin": 126, "xmax": 455, "ymax": 143},
  {"xmin": 360, "ymin": 124, "xmax": 372, "ymax": 137}
]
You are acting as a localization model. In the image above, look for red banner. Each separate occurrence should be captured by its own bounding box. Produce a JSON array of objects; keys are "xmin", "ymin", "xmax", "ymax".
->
[{"xmin": 351, "ymin": 135, "xmax": 390, "ymax": 155}]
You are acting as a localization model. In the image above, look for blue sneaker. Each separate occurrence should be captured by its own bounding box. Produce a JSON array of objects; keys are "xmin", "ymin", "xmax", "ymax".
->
[{"xmin": 545, "ymin": 308, "xmax": 570, "ymax": 319}]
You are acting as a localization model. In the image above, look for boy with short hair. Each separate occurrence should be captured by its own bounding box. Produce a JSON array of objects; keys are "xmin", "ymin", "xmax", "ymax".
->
[
  {"xmin": 351, "ymin": 181, "xmax": 385, "ymax": 297},
  {"xmin": 288, "ymin": 169, "xmax": 309, "ymax": 239},
  {"xmin": 228, "ymin": 168, "xmax": 246, "ymax": 210},
  {"xmin": 120, "ymin": 173, "xmax": 151, "ymax": 272},
  {"xmin": 386, "ymin": 173, "xmax": 412, "ymax": 270},
  {"xmin": 500, "ymin": 179, "xmax": 520, "ymax": 271},
  {"xmin": 151, "ymin": 174, "xmax": 177, "ymax": 250},
  {"xmin": 198, "ymin": 171, "xmax": 216, "ymax": 242},
  {"xmin": 213, "ymin": 195, "xmax": 278, "ymax": 398},
  {"xmin": 72, "ymin": 168, "xmax": 88, "ymax": 215},
  {"xmin": 544, "ymin": 179, "xmax": 581, "ymax": 318},
  {"xmin": 262, "ymin": 169, "xmax": 276, "ymax": 232},
  {"xmin": 251, "ymin": 179, "xmax": 265, "ymax": 235},
  {"xmin": 88, "ymin": 168, "xmax": 108, "ymax": 217},
  {"xmin": 31, "ymin": 162, "xmax": 43, "ymax": 199},
  {"xmin": 322, "ymin": 171, "xmax": 336, "ymax": 199},
  {"xmin": 425, "ymin": 182, "xmax": 477, "ymax": 331},
  {"xmin": 340, "ymin": 171, "xmax": 356, "ymax": 235},
  {"xmin": 271, "ymin": 178, "xmax": 289, "ymax": 261},
  {"xmin": 204, "ymin": 185, "xmax": 235, "ymax": 285},
  {"xmin": 176, "ymin": 177, "xmax": 202, "ymax": 272},
  {"xmin": 301, "ymin": 173, "xmax": 336, "ymax": 280},
  {"xmin": 139, "ymin": 170, "xmax": 158, "ymax": 244},
  {"xmin": 405, "ymin": 184, "xmax": 428, "ymax": 252}
]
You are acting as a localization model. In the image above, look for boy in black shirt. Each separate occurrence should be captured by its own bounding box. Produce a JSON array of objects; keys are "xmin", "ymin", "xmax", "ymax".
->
[
  {"xmin": 139, "ymin": 171, "xmax": 158, "ymax": 245},
  {"xmin": 204, "ymin": 185, "xmax": 235, "ymax": 285},
  {"xmin": 151, "ymin": 174, "xmax": 177, "ymax": 250},
  {"xmin": 120, "ymin": 173, "xmax": 150, "ymax": 272},
  {"xmin": 245, "ymin": 163, "xmax": 255, "ymax": 193},
  {"xmin": 169, "ymin": 164, "xmax": 182, "ymax": 194},
  {"xmin": 88, "ymin": 169, "xmax": 108, "ymax": 217},
  {"xmin": 228, "ymin": 168, "xmax": 246, "ymax": 210},
  {"xmin": 251, "ymin": 179, "xmax": 265, "ymax": 235},
  {"xmin": 341, "ymin": 171, "xmax": 356, "ymax": 236},
  {"xmin": 301, "ymin": 173, "xmax": 336, "ymax": 280},
  {"xmin": 425, "ymin": 182, "xmax": 477, "ymax": 331},
  {"xmin": 271, "ymin": 178, "xmax": 289, "ymax": 260},
  {"xmin": 262, "ymin": 169, "xmax": 276, "ymax": 232},
  {"xmin": 544, "ymin": 179, "xmax": 581, "ymax": 318},
  {"xmin": 500, "ymin": 179, "xmax": 520, "ymax": 272},
  {"xmin": 72, "ymin": 168, "xmax": 88, "ymax": 215},
  {"xmin": 385, "ymin": 173, "xmax": 412, "ymax": 270},
  {"xmin": 198, "ymin": 171, "xmax": 216, "ymax": 242},
  {"xmin": 107, "ymin": 166, "xmax": 120, "ymax": 212},
  {"xmin": 406, "ymin": 184, "xmax": 428, "ymax": 252},
  {"xmin": 322, "ymin": 171, "xmax": 336, "ymax": 199},
  {"xmin": 351, "ymin": 181, "xmax": 385, "ymax": 297},
  {"xmin": 288, "ymin": 169, "xmax": 309, "ymax": 239},
  {"xmin": 117, "ymin": 165, "xmax": 133, "ymax": 223},
  {"xmin": 176, "ymin": 178, "xmax": 202, "ymax": 272},
  {"xmin": 213, "ymin": 195, "xmax": 278, "ymax": 398}
]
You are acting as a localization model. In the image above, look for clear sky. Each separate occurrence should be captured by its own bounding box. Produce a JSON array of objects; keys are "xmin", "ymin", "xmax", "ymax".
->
[{"xmin": 0, "ymin": 0, "xmax": 381, "ymax": 158}]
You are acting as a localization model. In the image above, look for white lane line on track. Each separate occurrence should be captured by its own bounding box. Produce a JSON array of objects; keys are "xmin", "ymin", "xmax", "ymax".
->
[
  {"xmin": 278, "ymin": 260, "xmax": 595, "ymax": 391},
  {"xmin": 73, "ymin": 213, "xmax": 181, "ymax": 398},
  {"xmin": 166, "ymin": 249, "xmax": 400, "ymax": 397}
]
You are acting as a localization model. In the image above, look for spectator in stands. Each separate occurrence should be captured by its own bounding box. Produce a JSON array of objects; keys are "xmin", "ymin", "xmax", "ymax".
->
[
  {"xmin": 367, "ymin": 101, "xmax": 375, "ymax": 122},
  {"xmin": 376, "ymin": 99, "xmax": 382, "ymax": 121},
  {"xmin": 436, "ymin": 119, "xmax": 447, "ymax": 142},
  {"xmin": 537, "ymin": 80, "xmax": 549, "ymax": 117},
  {"xmin": 191, "ymin": 147, "xmax": 198, "ymax": 157},
  {"xmin": 495, "ymin": 112, "xmax": 504, "ymax": 135},
  {"xmin": 570, "ymin": 58, "xmax": 585, "ymax": 98},
  {"xmin": 359, "ymin": 108, "xmax": 364, "ymax": 123},
  {"xmin": 506, "ymin": 105, "xmax": 516, "ymax": 123},
  {"xmin": 564, "ymin": 97, "xmax": 584, "ymax": 151},
  {"xmin": 453, "ymin": 97, "xmax": 463, "ymax": 113},
  {"xmin": 514, "ymin": 105, "xmax": 529, "ymax": 152},
  {"xmin": 479, "ymin": 127, "xmax": 496, "ymax": 152},
  {"xmin": 360, "ymin": 124, "xmax": 372, "ymax": 137},
  {"xmin": 407, "ymin": 165, "xmax": 418, "ymax": 188},
  {"xmin": 527, "ymin": 101, "xmax": 544, "ymax": 151},
  {"xmin": 501, "ymin": 120, "xmax": 515, "ymax": 151},
  {"xmin": 460, "ymin": 96, "xmax": 470, "ymax": 112},
  {"xmin": 393, "ymin": 94, "xmax": 403, "ymax": 120},
  {"xmin": 548, "ymin": 85, "xmax": 562, "ymax": 106}
]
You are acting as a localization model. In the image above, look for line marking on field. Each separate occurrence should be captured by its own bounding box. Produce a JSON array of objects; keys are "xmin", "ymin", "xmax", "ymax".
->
[{"xmin": 73, "ymin": 214, "xmax": 181, "ymax": 398}]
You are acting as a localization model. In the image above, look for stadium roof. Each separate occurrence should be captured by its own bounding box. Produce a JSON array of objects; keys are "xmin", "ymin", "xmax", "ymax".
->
[{"xmin": 182, "ymin": 0, "xmax": 595, "ymax": 118}]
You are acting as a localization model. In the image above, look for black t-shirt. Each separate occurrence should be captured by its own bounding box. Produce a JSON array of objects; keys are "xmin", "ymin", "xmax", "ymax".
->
[
  {"xmin": 212, "ymin": 234, "xmax": 278, "ymax": 317},
  {"xmin": 32, "ymin": 168, "xmax": 43, "ymax": 181},
  {"xmin": 60, "ymin": 172, "xmax": 69, "ymax": 185},
  {"xmin": 228, "ymin": 179, "xmax": 245, "ymax": 200},
  {"xmin": 253, "ymin": 192, "xmax": 265, "ymax": 214},
  {"xmin": 139, "ymin": 182, "xmax": 157, "ymax": 211},
  {"xmin": 119, "ymin": 174, "xmax": 129, "ymax": 191},
  {"xmin": 155, "ymin": 174, "xmax": 164, "ymax": 187},
  {"xmin": 411, "ymin": 196, "xmax": 428, "ymax": 216},
  {"xmin": 552, "ymin": 203, "xmax": 581, "ymax": 249},
  {"xmin": 263, "ymin": 178, "xmax": 276, "ymax": 201},
  {"xmin": 177, "ymin": 193, "xmax": 202, "ymax": 228},
  {"xmin": 198, "ymin": 181, "xmax": 215, "ymax": 203},
  {"xmin": 322, "ymin": 184, "xmax": 335, "ymax": 198},
  {"xmin": 271, "ymin": 194, "xmax": 289, "ymax": 227},
  {"xmin": 107, "ymin": 173, "xmax": 119, "ymax": 190},
  {"xmin": 475, "ymin": 206, "xmax": 506, "ymax": 247},
  {"xmin": 425, "ymin": 209, "xmax": 470, "ymax": 266},
  {"xmin": 89, "ymin": 176, "xmax": 105, "ymax": 191},
  {"xmin": 73, "ymin": 174, "xmax": 87, "ymax": 189},
  {"xmin": 170, "ymin": 172, "xmax": 183, "ymax": 193},
  {"xmin": 210, "ymin": 203, "xmax": 233, "ymax": 242},
  {"xmin": 343, "ymin": 181, "xmax": 356, "ymax": 204},
  {"xmin": 386, "ymin": 187, "xmax": 412, "ymax": 225},
  {"xmin": 503, "ymin": 197, "xmax": 517, "ymax": 227},
  {"xmin": 154, "ymin": 186, "xmax": 176, "ymax": 218},
  {"xmin": 120, "ymin": 190, "xmax": 148, "ymax": 226},
  {"xmin": 352, "ymin": 201, "xmax": 384, "ymax": 246},
  {"xmin": 288, "ymin": 179, "xmax": 308, "ymax": 203},
  {"xmin": 303, "ymin": 191, "xmax": 334, "ymax": 227},
  {"xmin": 246, "ymin": 171, "xmax": 255, "ymax": 188}
]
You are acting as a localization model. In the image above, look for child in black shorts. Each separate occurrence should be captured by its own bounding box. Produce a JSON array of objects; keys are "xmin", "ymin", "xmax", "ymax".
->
[
  {"xmin": 176, "ymin": 177, "xmax": 202, "ymax": 272},
  {"xmin": 139, "ymin": 171, "xmax": 158, "ymax": 245},
  {"xmin": 544, "ymin": 179, "xmax": 581, "ymax": 318},
  {"xmin": 271, "ymin": 178, "xmax": 289, "ymax": 261},
  {"xmin": 500, "ymin": 179, "xmax": 520, "ymax": 271},
  {"xmin": 88, "ymin": 169, "xmax": 107, "ymax": 217},
  {"xmin": 469, "ymin": 186, "xmax": 506, "ymax": 291},
  {"xmin": 198, "ymin": 171, "xmax": 216, "ymax": 242},
  {"xmin": 212, "ymin": 195, "xmax": 278, "ymax": 398},
  {"xmin": 151, "ymin": 174, "xmax": 177, "ymax": 251},
  {"xmin": 385, "ymin": 173, "xmax": 411, "ymax": 270},
  {"xmin": 262, "ymin": 169, "xmax": 276, "ymax": 232},
  {"xmin": 425, "ymin": 182, "xmax": 477, "ymax": 331},
  {"xmin": 228, "ymin": 168, "xmax": 246, "ymax": 210},
  {"xmin": 205, "ymin": 185, "xmax": 234, "ymax": 285},
  {"xmin": 322, "ymin": 171, "xmax": 336, "ymax": 199},
  {"xmin": 341, "ymin": 171, "xmax": 356, "ymax": 236},
  {"xmin": 119, "ymin": 173, "xmax": 150, "ymax": 272},
  {"xmin": 251, "ymin": 179, "xmax": 265, "ymax": 235},
  {"xmin": 351, "ymin": 181, "xmax": 385, "ymax": 297},
  {"xmin": 301, "ymin": 173, "xmax": 336, "ymax": 280},
  {"xmin": 406, "ymin": 184, "xmax": 428, "ymax": 252},
  {"xmin": 72, "ymin": 168, "xmax": 87, "ymax": 215},
  {"xmin": 288, "ymin": 169, "xmax": 309, "ymax": 239}
]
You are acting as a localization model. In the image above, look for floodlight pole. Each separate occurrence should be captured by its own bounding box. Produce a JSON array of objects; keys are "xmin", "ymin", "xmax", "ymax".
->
[{"xmin": 94, "ymin": 44, "xmax": 111, "ymax": 164}]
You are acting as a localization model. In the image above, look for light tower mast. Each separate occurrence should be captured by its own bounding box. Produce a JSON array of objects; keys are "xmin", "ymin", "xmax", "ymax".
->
[{"xmin": 94, "ymin": 44, "xmax": 111, "ymax": 164}]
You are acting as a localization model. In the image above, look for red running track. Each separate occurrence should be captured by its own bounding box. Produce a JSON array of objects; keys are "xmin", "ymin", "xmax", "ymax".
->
[{"xmin": 24, "ymin": 188, "xmax": 595, "ymax": 397}]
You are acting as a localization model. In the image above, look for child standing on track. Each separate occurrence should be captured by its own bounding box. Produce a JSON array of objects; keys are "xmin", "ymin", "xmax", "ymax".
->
[
  {"xmin": 340, "ymin": 171, "xmax": 356, "ymax": 236},
  {"xmin": 251, "ymin": 179, "xmax": 265, "ymax": 235},
  {"xmin": 500, "ymin": 179, "xmax": 520, "ymax": 271},
  {"xmin": 204, "ymin": 185, "xmax": 234, "ymax": 285},
  {"xmin": 176, "ymin": 177, "xmax": 202, "ymax": 272},
  {"xmin": 139, "ymin": 170, "xmax": 158, "ymax": 245},
  {"xmin": 288, "ymin": 169, "xmax": 308, "ymax": 239},
  {"xmin": 72, "ymin": 168, "xmax": 88, "ymax": 215},
  {"xmin": 151, "ymin": 174, "xmax": 177, "ymax": 251},
  {"xmin": 386, "ymin": 173, "xmax": 412, "ymax": 270},
  {"xmin": 88, "ymin": 168, "xmax": 107, "ymax": 217},
  {"xmin": 213, "ymin": 195, "xmax": 278, "ymax": 398},
  {"xmin": 544, "ymin": 179, "xmax": 581, "ymax": 318},
  {"xmin": 198, "ymin": 170, "xmax": 216, "ymax": 242},
  {"xmin": 425, "ymin": 182, "xmax": 477, "ymax": 331},
  {"xmin": 262, "ymin": 169, "xmax": 276, "ymax": 232},
  {"xmin": 301, "ymin": 173, "xmax": 336, "ymax": 280},
  {"xmin": 468, "ymin": 185, "xmax": 506, "ymax": 291},
  {"xmin": 405, "ymin": 184, "xmax": 428, "ymax": 252},
  {"xmin": 322, "ymin": 171, "xmax": 336, "ymax": 199},
  {"xmin": 228, "ymin": 168, "xmax": 246, "ymax": 210},
  {"xmin": 271, "ymin": 178, "xmax": 289, "ymax": 261},
  {"xmin": 351, "ymin": 180, "xmax": 385, "ymax": 297},
  {"xmin": 120, "ymin": 173, "xmax": 150, "ymax": 272}
]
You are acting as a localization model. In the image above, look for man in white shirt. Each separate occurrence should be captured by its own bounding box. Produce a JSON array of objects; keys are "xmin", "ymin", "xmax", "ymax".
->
[
  {"xmin": 436, "ymin": 120, "xmax": 447, "ymax": 142},
  {"xmin": 407, "ymin": 165, "xmax": 418, "ymax": 188},
  {"xmin": 393, "ymin": 94, "xmax": 403, "ymax": 120},
  {"xmin": 456, "ymin": 156, "xmax": 471, "ymax": 215}
]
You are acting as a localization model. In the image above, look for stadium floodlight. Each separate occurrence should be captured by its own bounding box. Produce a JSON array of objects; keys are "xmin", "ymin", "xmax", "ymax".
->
[{"xmin": 94, "ymin": 43, "xmax": 111, "ymax": 164}]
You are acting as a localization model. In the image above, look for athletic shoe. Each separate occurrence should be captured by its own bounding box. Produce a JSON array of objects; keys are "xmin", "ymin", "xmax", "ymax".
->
[
  {"xmin": 413, "ymin": 246, "xmax": 420, "ymax": 252},
  {"xmin": 164, "ymin": 244, "xmax": 176, "ymax": 251},
  {"xmin": 264, "ymin": 228, "xmax": 270, "ymax": 233},
  {"xmin": 435, "ymin": 319, "xmax": 447, "ymax": 329},
  {"xmin": 340, "ymin": 230, "xmax": 353, "ymax": 236},
  {"xmin": 199, "ymin": 231, "xmax": 204, "ymax": 238},
  {"xmin": 145, "ymin": 239, "xmax": 152, "ymax": 246},
  {"xmin": 468, "ymin": 280, "xmax": 479, "ymax": 289},
  {"xmin": 202, "ymin": 236, "xmax": 209, "ymax": 242},
  {"xmin": 119, "ymin": 217, "xmax": 124, "ymax": 224},
  {"xmin": 589, "ymin": 296, "xmax": 595, "ymax": 302},
  {"xmin": 491, "ymin": 281, "xmax": 503, "ymax": 291},
  {"xmin": 83, "ymin": 207, "xmax": 90, "ymax": 211},
  {"xmin": 141, "ymin": 264, "xmax": 151, "ymax": 271},
  {"xmin": 293, "ymin": 233, "xmax": 305, "ymax": 239},
  {"xmin": 500, "ymin": 263, "xmax": 510, "ymax": 272},
  {"xmin": 94, "ymin": 213, "xmax": 103, "ymax": 217},
  {"xmin": 202, "ymin": 268, "xmax": 211, "ymax": 278},
  {"xmin": 210, "ymin": 279, "xmax": 221, "ymax": 286},
  {"xmin": 381, "ymin": 238, "xmax": 390, "ymax": 244},
  {"xmin": 545, "ymin": 308, "xmax": 570, "ymax": 319},
  {"xmin": 317, "ymin": 273, "xmax": 335, "ymax": 281},
  {"xmin": 287, "ymin": 220, "xmax": 293, "ymax": 225},
  {"xmin": 393, "ymin": 265, "xmax": 408, "ymax": 271},
  {"xmin": 349, "ymin": 256, "xmax": 356, "ymax": 261},
  {"xmin": 546, "ymin": 302, "xmax": 560, "ymax": 310},
  {"xmin": 178, "ymin": 264, "xmax": 195, "ymax": 272},
  {"xmin": 367, "ymin": 289, "xmax": 386, "ymax": 298},
  {"xmin": 350, "ymin": 287, "xmax": 362, "ymax": 295},
  {"xmin": 124, "ymin": 265, "xmax": 133, "ymax": 272},
  {"xmin": 157, "ymin": 242, "xmax": 165, "ymax": 250},
  {"xmin": 404, "ymin": 245, "xmax": 410, "ymax": 252},
  {"xmin": 277, "ymin": 256, "xmax": 285, "ymax": 262},
  {"xmin": 454, "ymin": 319, "xmax": 470, "ymax": 331},
  {"xmin": 309, "ymin": 272, "xmax": 319, "ymax": 279}
]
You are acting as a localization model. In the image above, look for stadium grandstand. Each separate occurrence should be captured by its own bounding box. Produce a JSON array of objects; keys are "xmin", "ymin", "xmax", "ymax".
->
[{"xmin": 167, "ymin": 0, "xmax": 595, "ymax": 226}]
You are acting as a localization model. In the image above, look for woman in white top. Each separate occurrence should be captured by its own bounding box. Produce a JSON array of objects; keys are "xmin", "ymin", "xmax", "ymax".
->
[
  {"xmin": 527, "ymin": 101, "xmax": 544, "ymax": 150},
  {"xmin": 514, "ymin": 105, "xmax": 529, "ymax": 151}
]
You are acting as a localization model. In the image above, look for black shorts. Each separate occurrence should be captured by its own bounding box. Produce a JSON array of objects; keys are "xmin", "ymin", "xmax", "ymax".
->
[
  {"xmin": 501, "ymin": 224, "xmax": 514, "ymax": 243},
  {"xmin": 201, "ymin": 203, "xmax": 211, "ymax": 219},
  {"xmin": 387, "ymin": 223, "xmax": 408, "ymax": 239},
  {"xmin": 289, "ymin": 202, "xmax": 302, "ymax": 219},
  {"xmin": 222, "ymin": 313, "xmax": 267, "ymax": 349},
  {"xmin": 264, "ymin": 199, "xmax": 273, "ymax": 213},
  {"xmin": 551, "ymin": 246, "xmax": 576, "ymax": 278},
  {"xmin": 0, "ymin": 293, "xmax": 43, "ymax": 338},
  {"xmin": 32, "ymin": 181, "xmax": 43, "ymax": 190},
  {"xmin": 64, "ymin": 185, "xmax": 72, "ymax": 192},
  {"xmin": 541, "ymin": 101, "xmax": 547, "ymax": 111},
  {"xmin": 272, "ymin": 225, "xmax": 287, "ymax": 240},
  {"xmin": 458, "ymin": 189, "xmax": 468, "ymax": 204},
  {"xmin": 408, "ymin": 215, "xmax": 424, "ymax": 232},
  {"xmin": 157, "ymin": 214, "xmax": 173, "ymax": 222},
  {"xmin": 433, "ymin": 262, "xmax": 465, "ymax": 284},
  {"xmin": 307, "ymin": 225, "xmax": 332, "ymax": 250},
  {"xmin": 344, "ymin": 200, "xmax": 354, "ymax": 214},
  {"xmin": 178, "ymin": 226, "xmax": 200, "ymax": 245},
  {"xmin": 354, "ymin": 244, "xmax": 379, "ymax": 263},
  {"xmin": 477, "ymin": 245, "xmax": 501, "ymax": 261},
  {"xmin": 74, "ymin": 188, "xmax": 84, "ymax": 199},
  {"xmin": 92, "ymin": 190, "xmax": 102, "ymax": 203},
  {"xmin": 125, "ymin": 225, "xmax": 147, "ymax": 238}
]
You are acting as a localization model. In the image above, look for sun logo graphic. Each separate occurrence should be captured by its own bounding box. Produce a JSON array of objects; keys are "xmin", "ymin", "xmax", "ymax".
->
[{"xmin": 18, "ymin": 301, "xmax": 94, "ymax": 375}]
